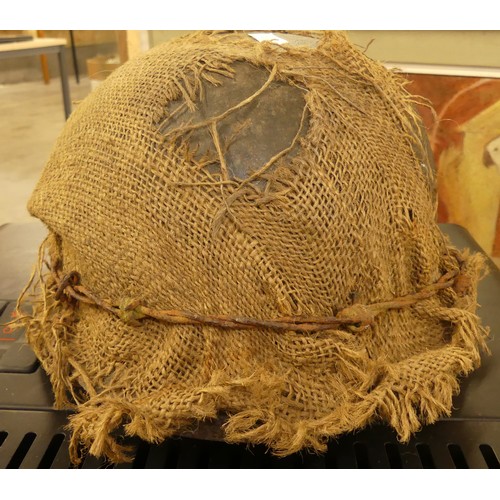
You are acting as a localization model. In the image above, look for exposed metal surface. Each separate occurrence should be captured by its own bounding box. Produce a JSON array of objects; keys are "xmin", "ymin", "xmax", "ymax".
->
[
  {"xmin": 161, "ymin": 61, "xmax": 308, "ymax": 184},
  {"xmin": 160, "ymin": 51, "xmax": 436, "ymax": 200}
]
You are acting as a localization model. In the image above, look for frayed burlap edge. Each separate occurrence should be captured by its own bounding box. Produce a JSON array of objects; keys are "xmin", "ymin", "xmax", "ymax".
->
[{"xmin": 12, "ymin": 232, "xmax": 490, "ymax": 465}]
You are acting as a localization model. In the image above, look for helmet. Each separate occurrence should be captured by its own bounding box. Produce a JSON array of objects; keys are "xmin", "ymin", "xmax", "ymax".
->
[{"xmin": 20, "ymin": 31, "xmax": 488, "ymax": 464}]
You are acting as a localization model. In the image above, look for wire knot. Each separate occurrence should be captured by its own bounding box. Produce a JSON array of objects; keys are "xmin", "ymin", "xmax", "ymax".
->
[
  {"xmin": 117, "ymin": 298, "xmax": 145, "ymax": 326},
  {"xmin": 336, "ymin": 304, "xmax": 376, "ymax": 331}
]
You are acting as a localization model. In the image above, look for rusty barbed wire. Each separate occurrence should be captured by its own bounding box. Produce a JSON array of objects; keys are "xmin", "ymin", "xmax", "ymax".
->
[{"xmin": 49, "ymin": 259, "xmax": 464, "ymax": 333}]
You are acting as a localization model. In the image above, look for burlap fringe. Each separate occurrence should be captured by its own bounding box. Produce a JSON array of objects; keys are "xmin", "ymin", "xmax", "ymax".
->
[{"xmin": 12, "ymin": 235, "xmax": 489, "ymax": 465}]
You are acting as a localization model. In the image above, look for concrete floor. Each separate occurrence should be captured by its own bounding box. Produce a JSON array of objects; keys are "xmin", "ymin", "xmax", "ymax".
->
[{"xmin": 0, "ymin": 76, "xmax": 91, "ymax": 225}]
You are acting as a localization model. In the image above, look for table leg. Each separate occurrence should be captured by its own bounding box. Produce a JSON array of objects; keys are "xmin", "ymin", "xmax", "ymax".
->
[
  {"xmin": 69, "ymin": 30, "xmax": 79, "ymax": 84},
  {"xmin": 57, "ymin": 47, "xmax": 72, "ymax": 120}
]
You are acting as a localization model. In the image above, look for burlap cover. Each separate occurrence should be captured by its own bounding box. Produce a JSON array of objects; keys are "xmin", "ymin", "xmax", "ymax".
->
[{"xmin": 17, "ymin": 31, "xmax": 489, "ymax": 464}]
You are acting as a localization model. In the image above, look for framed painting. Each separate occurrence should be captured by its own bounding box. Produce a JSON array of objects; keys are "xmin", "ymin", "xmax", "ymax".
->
[{"xmin": 397, "ymin": 66, "xmax": 500, "ymax": 263}]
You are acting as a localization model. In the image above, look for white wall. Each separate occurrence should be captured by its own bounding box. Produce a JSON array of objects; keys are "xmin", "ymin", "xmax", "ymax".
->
[{"xmin": 148, "ymin": 30, "xmax": 500, "ymax": 68}]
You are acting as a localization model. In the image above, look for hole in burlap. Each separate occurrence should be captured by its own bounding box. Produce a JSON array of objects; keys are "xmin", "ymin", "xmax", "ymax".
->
[{"xmin": 159, "ymin": 61, "xmax": 309, "ymax": 187}]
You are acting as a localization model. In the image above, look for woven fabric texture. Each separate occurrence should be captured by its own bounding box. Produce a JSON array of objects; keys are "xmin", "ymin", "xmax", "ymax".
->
[{"xmin": 19, "ymin": 31, "xmax": 489, "ymax": 464}]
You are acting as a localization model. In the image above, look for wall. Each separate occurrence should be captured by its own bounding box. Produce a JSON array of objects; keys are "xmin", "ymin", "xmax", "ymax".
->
[
  {"xmin": 5, "ymin": 30, "xmax": 497, "ymax": 83},
  {"xmin": 149, "ymin": 30, "xmax": 195, "ymax": 47},
  {"xmin": 346, "ymin": 30, "xmax": 500, "ymax": 67},
  {"xmin": 149, "ymin": 30, "xmax": 500, "ymax": 68}
]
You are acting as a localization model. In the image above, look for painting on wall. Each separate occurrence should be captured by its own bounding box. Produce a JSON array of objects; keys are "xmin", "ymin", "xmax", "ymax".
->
[{"xmin": 402, "ymin": 72, "xmax": 500, "ymax": 261}]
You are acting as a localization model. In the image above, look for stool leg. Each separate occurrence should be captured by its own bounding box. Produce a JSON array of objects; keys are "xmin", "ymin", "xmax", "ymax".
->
[
  {"xmin": 57, "ymin": 48, "xmax": 72, "ymax": 120},
  {"xmin": 69, "ymin": 30, "xmax": 79, "ymax": 84}
]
